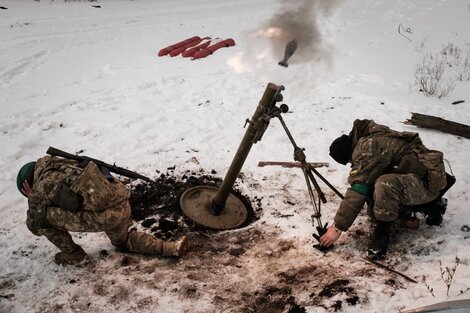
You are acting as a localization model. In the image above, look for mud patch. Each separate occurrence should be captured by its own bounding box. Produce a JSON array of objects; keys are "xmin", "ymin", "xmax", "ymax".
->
[
  {"xmin": 311, "ymin": 279, "xmax": 360, "ymax": 312},
  {"xmin": 239, "ymin": 286, "xmax": 305, "ymax": 313},
  {"xmin": 126, "ymin": 171, "xmax": 368, "ymax": 312}
]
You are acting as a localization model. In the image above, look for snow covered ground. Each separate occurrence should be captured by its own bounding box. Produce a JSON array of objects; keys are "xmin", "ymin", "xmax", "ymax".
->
[{"xmin": 1, "ymin": 0, "xmax": 470, "ymax": 312}]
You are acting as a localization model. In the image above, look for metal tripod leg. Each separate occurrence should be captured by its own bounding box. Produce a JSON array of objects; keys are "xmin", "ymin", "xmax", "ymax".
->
[
  {"xmin": 301, "ymin": 166, "xmax": 323, "ymax": 229},
  {"xmin": 307, "ymin": 165, "xmax": 344, "ymax": 200},
  {"xmin": 275, "ymin": 114, "xmax": 341, "ymax": 245}
]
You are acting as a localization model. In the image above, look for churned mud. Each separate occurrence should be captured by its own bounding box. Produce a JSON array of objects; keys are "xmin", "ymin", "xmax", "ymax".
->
[
  {"xmin": 123, "ymin": 170, "xmax": 369, "ymax": 312},
  {"xmin": 26, "ymin": 170, "xmax": 412, "ymax": 313},
  {"xmin": 129, "ymin": 170, "xmax": 260, "ymax": 241}
]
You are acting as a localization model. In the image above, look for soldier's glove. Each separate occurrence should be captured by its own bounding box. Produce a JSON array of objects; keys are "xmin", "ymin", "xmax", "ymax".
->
[
  {"xmin": 312, "ymin": 222, "xmax": 329, "ymax": 242},
  {"xmin": 312, "ymin": 223, "xmax": 334, "ymax": 251},
  {"xmin": 52, "ymin": 183, "xmax": 83, "ymax": 213}
]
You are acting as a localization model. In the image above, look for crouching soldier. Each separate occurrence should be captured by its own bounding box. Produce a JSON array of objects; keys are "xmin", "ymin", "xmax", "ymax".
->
[
  {"xmin": 17, "ymin": 155, "xmax": 189, "ymax": 266},
  {"xmin": 320, "ymin": 119, "xmax": 455, "ymax": 259}
]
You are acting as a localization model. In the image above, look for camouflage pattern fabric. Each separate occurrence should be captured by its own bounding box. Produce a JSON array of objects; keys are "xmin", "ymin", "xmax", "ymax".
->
[
  {"xmin": 45, "ymin": 201, "xmax": 132, "ymax": 246},
  {"xmin": 127, "ymin": 228, "xmax": 163, "ymax": 255},
  {"xmin": 27, "ymin": 156, "xmax": 84, "ymax": 235},
  {"xmin": 373, "ymin": 173, "xmax": 439, "ymax": 222},
  {"xmin": 26, "ymin": 155, "xmax": 172, "ymax": 256},
  {"xmin": 70, "ymin": 161, "xmax": 130, "ymax": 211},
  {"xmin": 333, "ymin": 120, "xmax": 446, "ymax": 231},
  {"xmin": 334, "ymin": 188, "xmax": 368, "ymax": 231}
]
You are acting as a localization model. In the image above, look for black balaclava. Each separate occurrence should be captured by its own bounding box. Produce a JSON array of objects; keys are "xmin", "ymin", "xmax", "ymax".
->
[{"xmin": 329, "ymin": 134, "xmax": 353, "ymax": 165}]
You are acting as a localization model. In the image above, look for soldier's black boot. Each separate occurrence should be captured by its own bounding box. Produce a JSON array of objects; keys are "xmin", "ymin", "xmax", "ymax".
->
[
  {"xmin": 367, "ymin": 221, "xmax": 392, "ymax": 260},
  {"xmin": 424, "ymin": 198, "xmax": 447, "ymax": 226},
  {"xmin": 407, "ymin": 173, "xmax": 455, "ymax": 226}
]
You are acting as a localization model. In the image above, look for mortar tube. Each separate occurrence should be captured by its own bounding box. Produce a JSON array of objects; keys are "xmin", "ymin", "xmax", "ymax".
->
[{"xmin": 211, "ymin": 83, "xmax": 280, "ymax": 214}]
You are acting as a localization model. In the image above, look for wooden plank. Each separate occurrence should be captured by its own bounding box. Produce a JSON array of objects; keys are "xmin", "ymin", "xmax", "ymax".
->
[
  {"xmin": 257, "ymin": 161, "xmax": 329, "ymax": 168},
  {"xmin": 404, "ymin": 112, "xmax": 470, "ymax": 139}
]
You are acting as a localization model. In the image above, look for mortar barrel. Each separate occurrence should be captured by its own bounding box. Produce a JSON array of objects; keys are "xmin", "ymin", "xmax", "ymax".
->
[{"xmin": 211, "ymin": 83, "xmax": 280, "ymax": 213}]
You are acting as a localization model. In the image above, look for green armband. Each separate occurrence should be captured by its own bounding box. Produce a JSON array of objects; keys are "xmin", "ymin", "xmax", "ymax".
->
[{"xmin": 351, "ymin": 183, "xmax": 370, "ymax": 196}]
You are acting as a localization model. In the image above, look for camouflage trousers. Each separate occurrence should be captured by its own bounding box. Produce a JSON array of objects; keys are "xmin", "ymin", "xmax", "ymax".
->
[
  {"xmin": 36, "ymin": 201, "xmax": 167, "ymax": 255},
  {"xmin": 372, "ymin": 173, "xmax": 440, "ymax": 222}
]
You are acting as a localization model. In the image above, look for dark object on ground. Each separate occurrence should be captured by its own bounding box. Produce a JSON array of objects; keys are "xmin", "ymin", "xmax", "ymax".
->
[
  {"xmin": 241, "ymin": 285, "xmax": 305, "ymax": 313},
  {"xmin": 367, "ymin": 221, "xmax": 391, "ymax": 259},
  {"xmin": 312, "ymin": 279, "xmax": 360, "ymax": 311},
  {"xmin": 0, "ymin": 6, "xmax": 8, "ymax": 9},
  {"xmin": 92, "ymin": 5, "xmax": 101, "ymax": 8},
  {"xmin": 404, "ymin": 112, "xmax": 470, "ymax": 139},
  {"xmin": 451, "ymin": 100, "xmax": 465, "ymax": 105},
  {"xmin": 312, "ymin": 243, "xmax": 332, "ymax": 252},
  {"xmin": 318, "ymin": 279, "xmax": 352, "ymax": 297},
  {"xmin": 363, "ymin": 257, "xmax": 418, "ymax": 283},
  {"xmin": 288, "ymin": 304, "xmax": 306, "ymax": 313},
  {"xmin": 279, "ymin": 39, "xmax": 297, "ymax": 67}
]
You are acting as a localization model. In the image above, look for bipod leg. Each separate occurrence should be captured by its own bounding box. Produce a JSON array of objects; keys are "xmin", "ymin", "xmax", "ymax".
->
[
  {"xmin": 308, "ymin": 165, "xmax": 344, "ymax": 200},
  {"xmin": 304, "ymin": 166, "xmax": 327, "ymax": 204},
  {"xmin": 275, "ymin": 114, "xmax": 331, "ymax": 248},
  {"xmin": 301, "ymin": 164, "xmax": 330, "ymax": 248},
  {"xmin": 301, "ymin": 166, "xmax": 322, "ymax": 228}
]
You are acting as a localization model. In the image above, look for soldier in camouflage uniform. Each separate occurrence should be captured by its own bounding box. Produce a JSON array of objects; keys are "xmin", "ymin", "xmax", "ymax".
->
[
  {"xmin": 17, "ymin": 155, "xmax": 189, "ymax": 265},
  {"xmin": 319, "ymin": 119, "xmax": 454, "ymax": 259}
]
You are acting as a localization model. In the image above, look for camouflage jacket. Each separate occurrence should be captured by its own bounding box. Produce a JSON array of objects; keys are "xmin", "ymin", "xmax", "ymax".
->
[
  {"xmin": 333, "ymin": 119, "xmax": 446, "ymax": 231},
  {"xmin": 26, "ymin": 156, "xmax": 130, "ymax": 235}
]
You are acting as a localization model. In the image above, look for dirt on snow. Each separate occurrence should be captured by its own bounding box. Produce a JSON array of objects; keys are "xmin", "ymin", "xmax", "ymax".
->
[{"xmin": 28, "ymin": 170, "xmax": 411, "ymax": 313}]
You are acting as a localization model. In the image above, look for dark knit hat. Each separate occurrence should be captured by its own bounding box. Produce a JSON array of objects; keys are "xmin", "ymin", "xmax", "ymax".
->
[
  {"xmin": 17, "ymin": 162, "xmax": 36, "ymax": 196},
  {"xmin": 329, "ymin": 135, "xmax": 352, "ymax": 165}
]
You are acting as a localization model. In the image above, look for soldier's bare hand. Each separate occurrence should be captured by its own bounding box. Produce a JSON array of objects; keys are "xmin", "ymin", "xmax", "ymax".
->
[
  {"xmin": 319, "ymin": 225, "xmax": 342, "ymax": 247},
  {"xmin": 22, "ymin": 180, "xmax": 33, "ymax": 197}
]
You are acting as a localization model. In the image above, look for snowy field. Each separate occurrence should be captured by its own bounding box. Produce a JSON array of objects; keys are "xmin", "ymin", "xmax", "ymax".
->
[{"xmin": 1, "ymin": 0, "xmax": 470, "ymax": 312}]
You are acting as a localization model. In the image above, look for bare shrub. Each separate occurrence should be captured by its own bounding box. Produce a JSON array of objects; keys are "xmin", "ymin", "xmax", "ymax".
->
[
  {"xmin": 439, "ymin": 256, "xmax": 460, "ymax": 296},
  {"xmin": 455, "ymin": 50, "xmax": 470, "ymax": 81},
  {"xmin": 440, "ymin": 43, "xmax": 470, "ymax": 81},
  {"xmin": 422, "ymin": 275, "xmax": 436, "ymax": 297},
  {"xmin": 415, "ymin": 53, "xmax": 455, "ymax": 98},
  {"xmin": 415, "ymin": 42, "xmax": 470, "ymax": 98},
  {"xmin": 422, "ymin": 256, "xmax": 470, "ymax": 298},
  {"xmin": 441, "ymin": 43, "xmax": 462, "ymax": 66}
]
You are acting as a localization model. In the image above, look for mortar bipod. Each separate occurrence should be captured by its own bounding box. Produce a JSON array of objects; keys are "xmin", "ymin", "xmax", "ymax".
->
[{"xmin": 267, "ymin": 100, "xmax": 345, "ymax": 242}]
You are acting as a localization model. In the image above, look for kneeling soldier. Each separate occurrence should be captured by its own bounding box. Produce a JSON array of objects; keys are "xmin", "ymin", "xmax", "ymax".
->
[
  {"xmin": 319, "ymin": 119, "xmax": 454, "ymax": 259},
  {"xmin": 17, "ymin": 155, "xmax": 189, "ymax": 266}
]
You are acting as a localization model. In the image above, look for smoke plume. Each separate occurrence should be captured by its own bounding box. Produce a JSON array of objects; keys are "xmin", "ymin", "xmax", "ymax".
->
[
  {"xmin": 267, "ymin": 0, "xmax": 338, "ymax": 63},
  {"xmin": 228, "ymin": 0, "xmax": 340, "ymax": 74}
]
